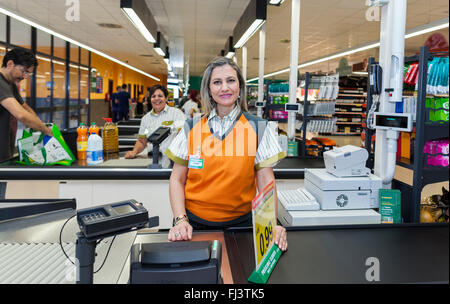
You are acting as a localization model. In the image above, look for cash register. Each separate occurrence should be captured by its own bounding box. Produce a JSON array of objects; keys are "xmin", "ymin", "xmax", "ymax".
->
[{"xmin": 278, "ymin": 145, "xmax": 381, "ymax": 226}]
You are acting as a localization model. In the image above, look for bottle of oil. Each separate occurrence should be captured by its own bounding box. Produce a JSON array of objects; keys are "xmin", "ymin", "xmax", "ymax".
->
[{"xmin": 102, "ymin": 117, "xmax": 119, "ymax": 159}]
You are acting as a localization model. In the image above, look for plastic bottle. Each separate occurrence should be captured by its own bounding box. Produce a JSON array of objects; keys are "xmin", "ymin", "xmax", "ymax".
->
[
  {"xmin": 89, "ymin": 122, "xmax": 100, "ymax": 136},
  {"xmin": 87, "ymin": 132, "xmax": 103, "ymax": 165},
  {"xmin": 102, "ymin": 117, "xmax": 119, "ymax": 159},
  {"xmin": 76, "ymin": 123, "xmax": 88, "ymax": 160}
]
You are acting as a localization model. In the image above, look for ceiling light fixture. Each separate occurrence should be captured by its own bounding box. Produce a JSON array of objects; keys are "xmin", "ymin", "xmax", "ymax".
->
[
  {"xmin": 120, "ymin": 0, "xmax": 157, "ymax": 43},
  {"xmin": 247, "ymin": 17, "xmax": 449, "ymax": 82},
  {"xmin": 0, "ymin": 6, "xmax": 160, "ymax": 81},
  {"xmin": 164, "ymin": 46, "xmax": 170, "ymax": 65},
  {"xmin": 154, "ymin": 31, "xmax": 167, "ymax": 57},
  {"xmin": 233, "ymin": 0, "xmax": 267, "ymax": 49},
  {"xmin": 225, "ymin": 36, "xmax": 235, "ymax": 59},
  {"xmin": 268, "ymin": 0, "xmax": 285, "ymax": 6}
]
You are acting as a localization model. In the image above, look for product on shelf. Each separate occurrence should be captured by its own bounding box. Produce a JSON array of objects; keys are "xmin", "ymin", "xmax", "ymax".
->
[
  {"xmin": 426, "ymin": 97, "xmax": 449, "ymax": 122},
  {"xmin": 420, "ymin": 187, "xmax": 449, "ymax": 223},
  {"xmin": 423, "ymin": 138, "xmax": 449, "ymax": 167},
  {"xmin": 426, "ymin": 57, "xmax": 449, "ymax": 95}
]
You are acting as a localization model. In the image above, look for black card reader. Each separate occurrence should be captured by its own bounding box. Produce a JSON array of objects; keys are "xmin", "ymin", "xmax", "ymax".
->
[
  {"xmin": 147, "ymin": 126, "xmax": 171, "ymax": 145},
  {"xmin": 77, "ymin": 199, "xmax": 151, "ymax": 240}
]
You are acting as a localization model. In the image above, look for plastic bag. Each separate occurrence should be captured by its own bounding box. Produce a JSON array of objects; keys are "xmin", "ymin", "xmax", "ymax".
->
[{"xmin": 16, "ymin": 124, "xmax": 75, "ymax": 166}]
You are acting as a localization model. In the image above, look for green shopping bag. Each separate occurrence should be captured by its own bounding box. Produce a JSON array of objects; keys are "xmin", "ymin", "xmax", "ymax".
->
[{"xmin": 16, "ymin": 124, "xmax": 75, "ymax": 166}]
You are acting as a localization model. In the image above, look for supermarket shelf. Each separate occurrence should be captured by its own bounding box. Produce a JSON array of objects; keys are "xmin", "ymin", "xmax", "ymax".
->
[
  {"xmin": 332, "ymin": 132, "xmax": 362, "ymax": 136},
  {"xmin": 337, "ymin": 94, "xmax": 367, "ymax": 97},
  {"xmin": 335, "ymin": 112, "xmax": 364, "ymax": 115},
  {"xmin": 335, "ymin": 103, "xmax": 365, "ymax": 106},
  {"xmin": 336, "ymin": 122, "xmax": 362, "ymax": 125}
]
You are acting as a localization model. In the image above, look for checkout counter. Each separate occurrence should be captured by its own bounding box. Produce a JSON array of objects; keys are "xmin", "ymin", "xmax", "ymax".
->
[
  {"xmin": 0, "ymin": 200, "xmax": 448, "ymax": 284},
  {"xmin": 0, "ymin": 142, "xmax": 324, "ymax": 229}
]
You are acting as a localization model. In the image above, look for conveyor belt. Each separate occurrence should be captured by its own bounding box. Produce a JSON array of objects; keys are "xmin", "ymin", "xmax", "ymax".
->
[{"xmin": 0, "ymin": 241, "xmax": 110, "ymax": 284}]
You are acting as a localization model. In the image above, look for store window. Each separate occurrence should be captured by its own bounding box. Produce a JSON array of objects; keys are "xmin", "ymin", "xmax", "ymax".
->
[
  {"xmin": 0, "ymin": 44, "xmax": 5, "ymax": 64},
  {"xmin": 53, "ymin": 37, "xmax": 66, "ymax": 60},
  {"xmin": 35, "ymin": 55, "xmax": 52, "ymax": 123},
  {"xmin": 53, "ymin": 59, "xmax": 66, "ymax": 128},
  {"xmin": 80, "ymin": 48, "xmax": 89, "ymax": 66},
  {"xmin": 10, "ymin": 18, "xmax": 31, "ymax": 49},
  {"xmin": 70, "ymin": 43, "xmax": 79, "ymax": 64},
  {"xmin": 69, "ymin": 63, "xmax": 79, "ymax": 128},
  {"xmin": 80, "ymin": 67, "xmax": 89, "ymax": 125},
  {"xmin": 37, "ymin": 29, "xmax": 51, "ymax": 55},
  {"xmin": 0, "ymin": 13, "xmax": 6, "ymax": 43}
]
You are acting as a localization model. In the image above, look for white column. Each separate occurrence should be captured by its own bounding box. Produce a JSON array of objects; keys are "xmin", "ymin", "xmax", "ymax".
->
[
  {"xmin": 374, "ymin": 0, "xmax": 407, "ymax": 187},
  {"xmin": 257, "ymin": 23, "xmax": 266, "ymax": 118},
  {"xmin": 242, "ymin": 46, "xmax": 247, "ymax": 82},
  {"xmin": 242, "ymin": 46, "xmax": 248, "ymax": 103},
  {"xmin": 288, "ymin": 0, "xmax": 301, "ymax": 140}
]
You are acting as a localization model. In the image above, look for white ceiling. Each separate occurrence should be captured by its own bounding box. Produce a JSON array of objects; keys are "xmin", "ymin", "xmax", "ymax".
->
[{"xmin": 0, "ymin": 0, "xmax": 448, "ymax": 81}]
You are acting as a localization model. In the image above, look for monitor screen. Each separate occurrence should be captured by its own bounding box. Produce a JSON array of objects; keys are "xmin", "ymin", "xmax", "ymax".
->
[{"xmin": 112, "ymin": 203, "xmax": 136, "ymax": 215}]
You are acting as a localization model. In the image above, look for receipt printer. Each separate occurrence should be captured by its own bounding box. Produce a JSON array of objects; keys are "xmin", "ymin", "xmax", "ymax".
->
[
  {"xmin": 130, "ymin": 241, "xmax": 222, "ymax": 284},
  {"xmin": 324, "ymin": 145, "xmax": 371, "ymax": 177}
]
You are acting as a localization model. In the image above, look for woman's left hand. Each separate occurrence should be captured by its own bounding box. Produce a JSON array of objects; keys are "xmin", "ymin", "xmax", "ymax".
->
[{"xmin": 274, "ymin": 225, "xmax": 288, "ymax": 251}]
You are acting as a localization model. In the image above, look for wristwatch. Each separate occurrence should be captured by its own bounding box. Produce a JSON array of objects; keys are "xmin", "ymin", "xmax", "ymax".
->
[{"xmin": 175, "ymin": 214, "xmax": 188, "ymax": 225}]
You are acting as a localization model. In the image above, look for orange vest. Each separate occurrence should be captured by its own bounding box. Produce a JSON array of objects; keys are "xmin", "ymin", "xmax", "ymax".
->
[{"xmin": 185, "ymin": 113, "xmax": 259, "ymax": 222}]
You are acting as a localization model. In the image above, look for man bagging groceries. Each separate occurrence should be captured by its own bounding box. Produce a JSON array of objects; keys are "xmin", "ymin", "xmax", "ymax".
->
[{"xmin": 0, "ymin": 48, "xmax": 53, "ymax": 199}]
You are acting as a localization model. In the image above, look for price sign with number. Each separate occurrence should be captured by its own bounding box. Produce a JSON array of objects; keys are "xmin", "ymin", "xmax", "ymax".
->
[{"xmin": 248, "ymin": 181, "xmax": 282, "ymax": 284}]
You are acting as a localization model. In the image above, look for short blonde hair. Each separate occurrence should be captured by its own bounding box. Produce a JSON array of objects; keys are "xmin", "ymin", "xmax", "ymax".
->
[{"xmin": 200, "ymin": 57, "xmax": 247, "ymax": 117}]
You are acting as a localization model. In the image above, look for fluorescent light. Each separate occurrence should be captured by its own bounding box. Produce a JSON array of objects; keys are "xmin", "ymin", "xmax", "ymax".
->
[
  {"xmin": 36, "ymin": 55, "xmax": 51, "ymax": 62},
  {"xmin": 121, "ymin": 7, "xmax": 156, "ymax": 43},
  {"xmin": 404, "ymin": 21, "xmax": 449, "ymax": 39},
  {"xmin": 352, "ymin": 71, "xmax": 368, "ymax": 75},
  {"xmin": 234, "ymin": 19, "xmax": 265, "ymax": 48},
  {"xmin": 246, "ymin": 18, "xmax": 449, "ymax": 82},
  {"xmin": 269, "ymin": 0, "xmax": 285, "ymax": 5},
  {"xmin": 154, "ymin": 47, "xmax": 165, "ymax": 57},
  {"xmin": 225, "ymin": 51, "xmax": 235, "ymax": 59},
  {"xmin": 0, "ymin": 7, "xmax": 160, "ymax": 81},
  {"xmin": 52, "ymin": 59, "xmax": 65, "ymax": 66}
]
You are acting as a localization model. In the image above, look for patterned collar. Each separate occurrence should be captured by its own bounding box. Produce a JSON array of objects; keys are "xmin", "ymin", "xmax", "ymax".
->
[
  {"xmin": 207, "ymin": 105, "xmax": 240, "ymax": 122},
  {"xmin": 150, "ymin": 104, "xmax": 169, "ymax": 116}
]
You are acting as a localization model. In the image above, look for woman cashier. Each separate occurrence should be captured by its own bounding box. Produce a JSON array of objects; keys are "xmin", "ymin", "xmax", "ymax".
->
[{"xmin": 165, "ymin": 57, "xmax": 288, "ymax": 252}]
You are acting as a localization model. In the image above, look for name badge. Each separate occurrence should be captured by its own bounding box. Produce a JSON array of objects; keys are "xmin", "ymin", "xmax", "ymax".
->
[{"xmin": 188, "ymin": 156, "xmax": 204, "ymax": 169}]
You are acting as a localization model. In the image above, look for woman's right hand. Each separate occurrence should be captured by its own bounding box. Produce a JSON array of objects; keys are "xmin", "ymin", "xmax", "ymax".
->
[
  {"xmin": 168, "ymin": 220, "xmax": 193, "ymax": 241},
  {"xmin": 124, "ymin": 150, "xmax": 137, "ymax": 159}
]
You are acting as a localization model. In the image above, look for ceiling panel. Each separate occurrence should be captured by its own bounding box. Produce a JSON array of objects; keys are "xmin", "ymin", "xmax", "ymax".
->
[{"xmin": 0, "ymin": 0, "xmax": 448, "ymax": 82}]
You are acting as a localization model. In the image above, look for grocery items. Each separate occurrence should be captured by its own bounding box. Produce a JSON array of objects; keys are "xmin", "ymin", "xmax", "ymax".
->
[
  {"xmin": 89, "ymin": 122, "xmax": 100, "ymax": 135},
  {"xmin": 420, "ymin": 187, "xmax": 449, "ymax": 223},
  {"xmin": 76, "ymin": 123, "xmax": 88, "ymax": 160},
  {"xmin": 379, "ymin": 189, "xmax": 402, "ymax": 224},
  {"xmin": 16, "ymin": 124, "xmax": 75, "ymax": 166},
  {"xmin": 102, "ymin": 117, "xmax": 119, "ymax": 157},
  {"xmin": 423, "ymin": 138, "xmax": 449, "ymax": 167},
  {"xmin": 87, "ymin": 132, "xmax": 103, "ymax": 165},
  {"xmin": 426, "ymin": 97, "xmax": 449, "ymax": 122}
]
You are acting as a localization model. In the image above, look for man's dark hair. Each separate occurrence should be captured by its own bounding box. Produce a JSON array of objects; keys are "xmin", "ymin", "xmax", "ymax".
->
[
  {"xmin": 149, "ymin": 84, "xmax": 169, "ymax": 98},
  {"xmin": 121, "ymin": 84, "xmax": 128, "ymax": 89},
  {"xmin": 2, "ymin": 48, "xmax": 38, "ymax": 69}
]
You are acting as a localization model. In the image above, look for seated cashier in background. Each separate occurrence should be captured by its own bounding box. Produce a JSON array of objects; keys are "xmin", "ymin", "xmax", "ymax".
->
[
  {"xmin": 164, "ymin": 57, "xmax": 288, "ymax": 252},
  {"xmin": 124, "ymin": 84, "xmax": 186, "ymax": 167}
]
